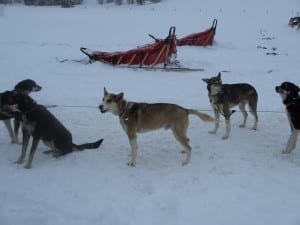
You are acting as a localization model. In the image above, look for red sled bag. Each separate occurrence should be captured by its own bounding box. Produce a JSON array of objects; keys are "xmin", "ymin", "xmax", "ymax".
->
[
  {"xmin": 80, "ymin": 27, "xmax": 177, "ymax": 67},
  {"xmin": 177, "ymin": 19, "xmax": 217, "ymax": 47}
]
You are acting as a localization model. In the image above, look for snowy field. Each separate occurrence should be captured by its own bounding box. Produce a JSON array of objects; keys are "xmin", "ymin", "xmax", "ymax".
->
[{"xmin": 0, "ymin": 0, "xmax": 300, "ymax": 224}]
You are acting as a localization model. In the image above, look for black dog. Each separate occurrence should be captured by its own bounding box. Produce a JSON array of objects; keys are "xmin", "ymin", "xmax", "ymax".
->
[
  {"xmin": 275, "ymin": 81, "xmax": 300, "ymax": 153},
  {"xmin": 289, "ymin": 16, "xmax": 300, "ymax": 30},
  {"xmin": 2, "ymin": 91, "xmax": 103, "ymax": 169},
  {"xmin": 0, "ymin": 79, "xmax": 42, "ymax": 144}
]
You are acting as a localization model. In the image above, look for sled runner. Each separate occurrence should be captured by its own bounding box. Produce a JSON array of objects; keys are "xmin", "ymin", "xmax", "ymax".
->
[
  {"xmin": 81, "ymin": 27, "xmax": 177, "ymax": 68},
  {"xmin": 177, "ymin": 19, "xmax": 217, "ymax": 47}
]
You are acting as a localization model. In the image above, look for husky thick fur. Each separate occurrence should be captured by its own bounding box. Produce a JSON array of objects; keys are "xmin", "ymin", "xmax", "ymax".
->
[
  {"xmin": 289, "ymin": 17, "xmax": 300, "ymax": 30},
  {"xmin": 202, "ymin": 72, "xmax": 258, "ymax": 139},
  {"xmin": 3, "ymin": 92, "xmax": 103, "ymax": 169},
  {"xmin": 99, "ymin": 87, "xmax": 216, "ymax": 167},
  {"xmin": 275, "ymin": 81, "xmax": 300, "ymax": 153},
  {"xmin": 0, "ymin": 79, "xmax": 42, "ymax": 144}
]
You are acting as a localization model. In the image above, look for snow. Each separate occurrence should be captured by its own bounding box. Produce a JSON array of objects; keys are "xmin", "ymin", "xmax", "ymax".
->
[{"xmin": 0, "ymin": 0, "xmax": 300, "ymax": 225}]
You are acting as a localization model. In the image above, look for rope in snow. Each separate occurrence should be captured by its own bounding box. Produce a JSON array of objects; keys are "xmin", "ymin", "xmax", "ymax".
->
[
  {"xmin": 46, "ymin": 104, "xmax": 97, "ymax": 109},
  {"xmin": 47, "ymin": 104, "xmax": 286, "ymax": 114}
]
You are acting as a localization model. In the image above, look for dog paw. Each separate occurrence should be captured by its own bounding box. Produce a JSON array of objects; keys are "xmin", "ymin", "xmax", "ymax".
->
[
  {"xmin": 12, "ymin": 140, "xmax": 21, "ymax": 145},
  {"xmin": 239, "ymin": 124, "xmax": 246, "ymax": 128},
  {"xmin": 127, "ymin": 161, "xmax": 136, "ymax": 167},
  {"xmin": 222, "ymin": 135, "xmax": 229, "ymax": 140},
  {"xmin": 209, "ymin": 131, "xmax": 217, "ymax": 135},
  {"xmin": 13, "ymin": 159, "xmax": 24, "ymax": 164},
  {"xmin": 43, "ymin": 150, "xmax": 53, "ymax": 155},
  {"xmin": 182, "ymin": 160, "xmax": 190, "ymax": 166},
  {"xmin": 282, "ymin": 150, "xmax": 291, "ymax": 154},
  {"xmin": 52, "ymin": 151, "xmax": 63, "ymax": 158},
  {"xmin": 24, "ymin": 164, "xmax": 32, "ymax": 169}
]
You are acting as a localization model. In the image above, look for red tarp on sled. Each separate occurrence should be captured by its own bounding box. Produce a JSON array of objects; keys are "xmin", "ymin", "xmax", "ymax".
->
[
  {"xmin": 177, "ymin": 19, "xmax": 217, "ymax": 47},
  {"xmin": 81, "ymin": 27, "xmax": 177, "ymax": 67}
]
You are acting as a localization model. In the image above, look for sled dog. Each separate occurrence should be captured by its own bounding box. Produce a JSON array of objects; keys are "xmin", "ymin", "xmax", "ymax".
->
[
  {"xmin": 99, "ymin": 87, "xmax": 216, "ymax": 166},
  {"xmin": 289, "ymin": 16, "xmax": 300, "ymax": 30},
  {"xmin": 275, "ymin": 81, "xmax": 300, "ymax": 153},
  {"xmin": 0, "ymin": 79, "xmax": 42, "ymax": 144},
  {"xmin": 202, "ymin": 72, "xmax": 258, "ymax": 139},
  {"xmin": 2, "ymin": 91, "xmax": 103, "ymax": 169}
]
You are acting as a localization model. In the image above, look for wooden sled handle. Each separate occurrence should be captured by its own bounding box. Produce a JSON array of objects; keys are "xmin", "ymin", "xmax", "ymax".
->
[
  {"xmin": 149, "ymin": 26, "xmax": 176, "ymax": 42},
  {"xmin": 169, "ymin": 26, "xmax": 176, "ymax": 37},
  {"xmin": 80, "ymin": 47, "xmax": 93, "ymax": 58},
  {"xmin": 80, "ymin": 47, "xmax": 96, "ymax": 63},
  {"xmin": 212, "ymin": 19, "xmax": 217, "ymax": 30},
  {"xmin": 148, "ymin": 34, "xmax": 160, "ymax": 42}
]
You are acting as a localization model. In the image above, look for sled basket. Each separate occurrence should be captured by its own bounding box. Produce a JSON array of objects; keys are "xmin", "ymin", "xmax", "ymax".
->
[
  {"xmin": 80, "ymin": 27, "xmax": 177, "ymax": 67},
  {"xmin": 177, "ymin": 19, "xmax": 217, "ymax": 47}
]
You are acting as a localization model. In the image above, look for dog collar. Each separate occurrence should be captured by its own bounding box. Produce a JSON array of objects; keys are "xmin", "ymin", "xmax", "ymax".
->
[
  {"xmin": 284, "ymin": 97, "xmax": 299, "ymax": 107},
  {"xmin": 286, "ymin": 102, "xmax": 295, "ymax": 107},
  {"xmin": 119, "ymin": 100, "xmax": 128, "ymax": 118},
  {"xmin": 211, "ymin": 93, "xmax": 222, "ymax": 97},
  {"xmin": 119, "ymin": 101, "xmax": 134, "ymax": 119},
  {"xmin": 22, "ymin": 104, "xmax": 38, "ymax": 114}
]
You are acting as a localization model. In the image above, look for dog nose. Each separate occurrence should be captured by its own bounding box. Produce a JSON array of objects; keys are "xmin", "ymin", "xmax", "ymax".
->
[
  {"xmin": 275, "ymin": 86, "xmax": 279, "ymax": 92},
  {"xmin": 99, "ymin": 104, "xmax": 105, "ymax": 113}
]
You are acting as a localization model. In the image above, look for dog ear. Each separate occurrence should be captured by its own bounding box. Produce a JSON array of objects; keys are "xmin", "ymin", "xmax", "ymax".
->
[
  {"xmin": 104, "ymin": 87, "xmax": 108, "ymax": 96},
  {"xmin": 202, "ymin": 78, "xmax": 209, "ymax": 83},
  {"xmin": 117, "ymin": 92, "xmax": 124, "ymax": 100},
  {"xmin": 217, "ymin": 72, "xmax": 221, "ymax": 78}
]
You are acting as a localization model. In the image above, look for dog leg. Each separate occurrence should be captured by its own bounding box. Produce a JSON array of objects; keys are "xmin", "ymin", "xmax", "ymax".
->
[
  {"xmin": 24, "ymin": 138, "xmax": 40, "ymax": 169},
  {"xmin": 249, "ymin": 99, "xmax": 258, "ymax": 130},
  {"xmin": 179, "ymin": 137, "xmax": 192, "ymax": 166},
  {"xmin": 209, "ymin": 107, "xmax": 220, "ymax": 134},
  {"xmin": 14, "ymin": 131, "xmax": 30, "ymax": 164},
  {"xmin": 238, "ymin": 102, "xmax": 248, "ymax": 128},
  {"xmin": 3, "ymin": 119, "xmax": 19, "ymax": 144},
  {"xmin": 127, "ymin": 134, "xmax": 137, "ymax": 167},
  {"xmin": 13, "ymin": 117, "xmax": 21, "ymax": 143},
  {"xmin": 171, "ymin": 123, "xmax": 192, "ymax": 165},
  {"xmin": 282, "ymin": 130, "xmax": 299, "ymax": 154},
  {"xmin": 222, "ymin": 114, "xmax": 231, "ymax": 140},
  {"xmin": 251, "ymin": 112, "xmax": 258, "ymax": 130}
]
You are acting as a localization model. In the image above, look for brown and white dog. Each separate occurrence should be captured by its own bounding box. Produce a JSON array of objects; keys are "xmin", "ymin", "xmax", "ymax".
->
[{"xmin": 99, "ymin": 87, "xmax": 216, "ymax": 167}]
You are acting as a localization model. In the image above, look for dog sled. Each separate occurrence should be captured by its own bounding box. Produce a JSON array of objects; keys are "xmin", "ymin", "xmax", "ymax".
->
[
  {"xmin": 177, "ymin": 19, "xmax": 217, "ymax": 47},
  {"xmin": 80, "ymin": 27, "xmax": 204, "ymax": 72},
  {"xmin": 81, "ymin": 27, "xmax": 178, "ymax": 67}
]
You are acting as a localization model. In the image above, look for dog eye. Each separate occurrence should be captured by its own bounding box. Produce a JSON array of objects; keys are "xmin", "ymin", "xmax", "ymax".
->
[{"xmin": 106, "ymin": 99, "xmax": 112, "ymax": 103}]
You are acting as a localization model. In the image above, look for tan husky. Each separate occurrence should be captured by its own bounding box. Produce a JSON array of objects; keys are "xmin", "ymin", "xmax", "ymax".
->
[{"xmin": 99, "ymin": 88, "xmax": 216, "ymax": 167}]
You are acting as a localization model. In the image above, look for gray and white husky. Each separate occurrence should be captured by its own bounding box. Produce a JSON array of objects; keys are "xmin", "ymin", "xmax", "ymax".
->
[{"xmin": 202, "ymin": 72, "xmax": 258, "ymax": 139}]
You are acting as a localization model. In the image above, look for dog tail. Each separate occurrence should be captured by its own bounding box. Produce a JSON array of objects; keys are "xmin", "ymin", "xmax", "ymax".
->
[
  {"xmin": 188, "ymin": 109, "xmax": 217, "ymax": 122},
  {"xmin": 73, "ymin": 139, "xmax": 104, "ymax": 151}
]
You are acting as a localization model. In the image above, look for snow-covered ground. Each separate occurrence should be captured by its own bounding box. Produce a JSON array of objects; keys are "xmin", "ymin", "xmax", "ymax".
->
[{"xmin": 0, "ymin": 0, "xmax": 300, "ymax": 224}]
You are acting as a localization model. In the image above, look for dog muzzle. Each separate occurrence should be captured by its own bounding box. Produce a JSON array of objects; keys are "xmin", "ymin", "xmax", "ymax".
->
[
  {"xmin": 275, "ymin": 86, "xmax": 281, "ymax": 93},
  {"xmin": 99, "ymin": 105, "xmax": 108, "ymax": 113}
]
